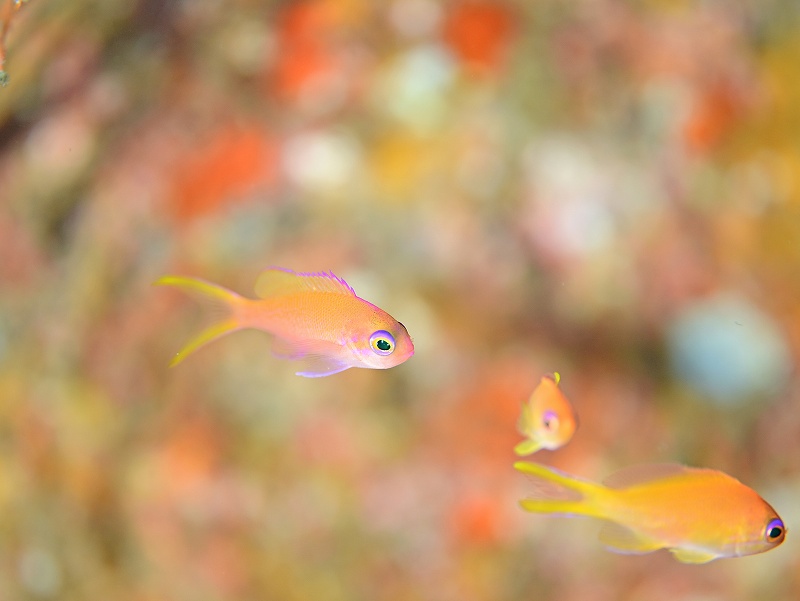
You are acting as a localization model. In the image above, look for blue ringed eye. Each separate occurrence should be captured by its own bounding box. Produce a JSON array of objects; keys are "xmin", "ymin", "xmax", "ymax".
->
[
  {"xmin": 542, "ymin": 410, "xmax": 559, "ymax": 431},
  {"xmin": 765, "ymin": 518, "xmax": 784, "ymax": 542},
  {"xmin": 369, "ymin": 330, "xmax": 395, "ymax": 356}
]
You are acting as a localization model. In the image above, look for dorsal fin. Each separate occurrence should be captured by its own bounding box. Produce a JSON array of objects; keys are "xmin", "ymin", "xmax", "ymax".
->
[
  {"xmin": 254, "ymin": 267, "xmax": 356, "ymax": 299},
  {"xmin": 602, "ymin": 463, "xmax": 690, "ymax": 489}
]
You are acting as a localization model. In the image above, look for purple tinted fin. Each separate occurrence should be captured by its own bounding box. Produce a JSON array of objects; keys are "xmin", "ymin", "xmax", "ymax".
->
[
  {"xmin": 295, "ymin": 355, "xmax": 352, "ymax": 378},
  {"xmin": 254, "ymin": 267, "xmax": 356, "ymax": 299}
]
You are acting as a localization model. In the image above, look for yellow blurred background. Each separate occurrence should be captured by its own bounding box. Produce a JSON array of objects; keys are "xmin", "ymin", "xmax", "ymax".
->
[{"xmin": 1, "ymin": 0, "xmax": 799, "ymax": 599}]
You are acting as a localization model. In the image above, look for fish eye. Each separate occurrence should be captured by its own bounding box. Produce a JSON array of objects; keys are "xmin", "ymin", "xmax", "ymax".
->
[
  {"xmin": 765, "ymin": 518, "xmax": 785, "ymax": 543},
  {"xmin": 542, "ymin": 410, "xmax": 559, "ymax": 432},
  {"xmin": 369, "ymin": 330, "xmax": 395, "ymax": 356}
]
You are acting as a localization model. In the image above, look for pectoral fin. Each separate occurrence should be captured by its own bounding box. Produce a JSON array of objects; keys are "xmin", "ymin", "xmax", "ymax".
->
[
  {"xmin": 271, "ymin": 337, "xmax": 351, "ymax": 376},
  {"xmin": 598, "ymin": 522, "xmax": 664, "ymax": 555},
  {"xmin": 295, "ymin": 355, "xmax": 352, "ymax": 377},
  {"xmin": 271, "ymin": 336, "xmax": 312, "ymax": 360},
  {"xmin": 516, "ymin": 403, "xmax": 533, "ymax": 436}
]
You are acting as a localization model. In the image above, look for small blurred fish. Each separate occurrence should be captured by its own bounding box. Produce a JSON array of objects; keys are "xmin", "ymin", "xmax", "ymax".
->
[
  {"xmin": 514, "ymin": 461, "xmax": 786, "ymax": 564},
  {"xmin": 156, "ymin": 268, "xmax": 414, "ymax": 377},
  {"xmin": 514, "ymin": 373, "xmax": 577, "ymax": 456}
]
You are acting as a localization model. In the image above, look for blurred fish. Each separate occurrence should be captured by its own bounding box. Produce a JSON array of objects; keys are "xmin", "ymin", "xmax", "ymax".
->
[
  {"xmin": 156, "ymin": 268, "xmax": 414, "ymax": 377},
  {"xmin": 514, "ymin": 373, "xmax": 577, "ymax": 456},
  {"xmin": 514, "ymin": 461, "xmax": 786, "ymax": 564}
]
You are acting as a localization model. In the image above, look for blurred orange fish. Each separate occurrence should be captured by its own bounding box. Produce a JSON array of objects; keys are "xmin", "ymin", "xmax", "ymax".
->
[
  {"xmin": 514, "ymin": 373, "xmax": 577, "ymax": 456},
  {"xmin": 514, "ymin": 461, "xmax": 786, "ymax": 564},
  {"xmin": 156, "ymin": 268, "xmax": 414, "ymax": 377}
]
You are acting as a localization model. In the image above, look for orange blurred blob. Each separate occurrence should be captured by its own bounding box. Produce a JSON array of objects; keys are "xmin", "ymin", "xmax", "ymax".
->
[
  {"xmin": 271, "ymin": 39, "xmax": 340, "ymax": 103},
  {"xmin": 424, "ymin": 356, "xmax": 538, "ymax": 472},
  {"xmin": 159, "ymin": 411, "xmax": 222, "ymax": 499},
  {"xmin": 442, "ymin": 1, "xmax": 516, "ymax": 75},
  {"xmin": 683, "ymin": 81, "xmax": 749, "ymax": 154},
  {"xmin": 269, "ymin": 0, "xmax": 366, "ymax": 104},
  {"xmin": 195, "ymin": 533, "xmax": 249, "ymax": 597},
  {"xmin": 169, "ymin": 123, "xmax": 277, "ymax": 222},
  {"xmin": 448, "ymin": 492, "xmax": 503, "ymax": 546},
  {"xmin": 17, "ymin": 407, "xmax": 56, "ymax": 480}
]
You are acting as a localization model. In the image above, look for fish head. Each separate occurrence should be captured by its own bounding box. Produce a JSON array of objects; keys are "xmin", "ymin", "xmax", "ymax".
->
[
  {"xmin": 527, "ymin": 376, "xmax": 578, "ymax": 450},
  {"xmin": 534, "ymin": 406, "xmax": 578, "ymax": 450},
  {"xmin": 348, "ymin": 313, "xmax": 414, "ymax": 370},
  {"xmin": 732, "ymin": 510, "xmax": 786, "ymax": 558},
  {"xmin": 699, "ymin": 488, "xmax": 787, "ymax": 559}
]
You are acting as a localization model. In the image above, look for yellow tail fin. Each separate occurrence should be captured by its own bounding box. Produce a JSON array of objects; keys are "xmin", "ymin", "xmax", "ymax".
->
[
  {"xmin": 155, "ymin": 276, "xmax": 245, "ymax": 366},
  {"xmin": 513, "ymin": 461, "xmax": 608, "ymax": 519}
]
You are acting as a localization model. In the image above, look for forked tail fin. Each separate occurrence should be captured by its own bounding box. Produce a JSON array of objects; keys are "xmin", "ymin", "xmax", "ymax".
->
[
  {"xmin": 513, "ymin": 461, "xmax": 608, "ymax": 519},
  {"xmin": 155, "ymin": 276, "xmax": 246, "ymax": 366}
]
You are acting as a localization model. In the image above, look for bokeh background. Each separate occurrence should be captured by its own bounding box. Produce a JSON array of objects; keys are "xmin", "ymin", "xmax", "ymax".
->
[{"xmin": 1, "ymin": 0, "xmax": 800, "ymax": 599}]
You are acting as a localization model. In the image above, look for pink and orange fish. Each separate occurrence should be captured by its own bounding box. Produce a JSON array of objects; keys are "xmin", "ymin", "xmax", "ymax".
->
[
  {"xmin": 515, "ymin": 373, "xmax": 577, "ymax": 456},
  {"xmin": 514, "ymin": 461, "xmax": 786, "ymax": 563},
  {"xmin": 156, "ymin": 268, "xmax": 414, "ymax": 377}
]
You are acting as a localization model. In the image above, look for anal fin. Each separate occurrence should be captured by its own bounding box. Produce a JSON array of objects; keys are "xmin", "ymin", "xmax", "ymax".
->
[{"xmin": 669, "ymin": 548, "xmax": 720, "ymax": 564}]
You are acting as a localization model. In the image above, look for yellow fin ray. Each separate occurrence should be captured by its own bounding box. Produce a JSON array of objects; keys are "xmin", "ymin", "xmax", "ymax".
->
[
  {"xmin": 514, "ymin": 461, "xmax": 607, "ymax": 519},
  {"xmin": 156, "ymin": 275, "xmax": 243, "ymax": 305},
  {"xmin": 155, "ymin": 276, "xmax": 245, "ymax": 366},
  {"xmin": 168, "ymin": 318, "xmax": 241, "ymax": 366}
]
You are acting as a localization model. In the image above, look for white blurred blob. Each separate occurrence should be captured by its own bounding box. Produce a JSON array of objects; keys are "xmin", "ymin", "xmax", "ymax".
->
[
  {"xmin": 667, "ymin": 293, "xmax": 792, "ymax": 405},
  {"xmin": 282, "ymin": 130, "xmax": 361, "ymax": 192},
  {"xmin": 86, "ymin": 73, "xmax": 129, "ymax": 123},
  {"xmin": 522, "ymin": 137, "xmax": 616, "ymax": 259},
  {"xmin": 388, "ymin": 0, "xmax": 442, "ymax": 38},
  {"xmin": 19, "ymin": 547, "xmax": 62, "ymax": 598},
  {"xmin": 453, "ymin": 113, "xmax": 508, "ymax": 200},
  {"xmin": 24, "ymin": 108, "xmax": 95, "ymax": 188},
  {"xmin": 373, "ymin": 44, "xmax": 456, "ymax": 132}
]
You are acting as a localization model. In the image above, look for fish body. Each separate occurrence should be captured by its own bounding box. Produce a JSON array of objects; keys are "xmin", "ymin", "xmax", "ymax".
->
[
  {"xmin": 156, "ymin": 268, "xmax": 414, "ymax": 377},
  {"xmin": 515, "ymin": 373, "xmax": 577, "ymax": 455},
  {"xmin": 514, "ymin": 461, "xmax": 786, "ymax": 564}
]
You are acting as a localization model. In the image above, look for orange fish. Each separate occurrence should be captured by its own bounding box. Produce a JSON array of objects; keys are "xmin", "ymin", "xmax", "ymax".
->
[
  {"xmin": 156, "ymin": 268, "xmax": 414, "ymax": 377},
  {"xmin": 515, "ymin": 373, "xmax": 577, "ymax": 456},
  {"xmin": 514, "ymin": 461, "xmax": 786, "ymax": 563}
]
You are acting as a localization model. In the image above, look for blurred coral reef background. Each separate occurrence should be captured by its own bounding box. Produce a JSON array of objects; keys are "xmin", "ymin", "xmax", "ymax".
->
[{"xmin": 1, "ymin": 0, "xmax": 800, "ymax": 599}]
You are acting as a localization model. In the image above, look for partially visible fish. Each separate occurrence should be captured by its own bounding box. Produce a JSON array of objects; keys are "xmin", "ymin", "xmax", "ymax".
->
[
  {"xmin": 156, "ymin": 268, "xmax": 414, "ymax": 377},
  {"xmin": 515, "ymin": 373, "xmax": 577, "ymax": 456},
  {"xmin": 514, "ymin": 461, "xmax": 786, "ymax": 564}
]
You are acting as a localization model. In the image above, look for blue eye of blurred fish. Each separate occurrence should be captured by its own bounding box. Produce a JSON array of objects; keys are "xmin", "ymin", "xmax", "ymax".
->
[
  {"xmin": 369, "ymin": 330, "xmax": 395, "ymax": 355},
  {"xmin": 765, "ymin": 519, "xmax": 785, "ymax": 542},
  {"xmin": 542, "ymin": 410, "xmax": 559, "ymax": 431}
]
